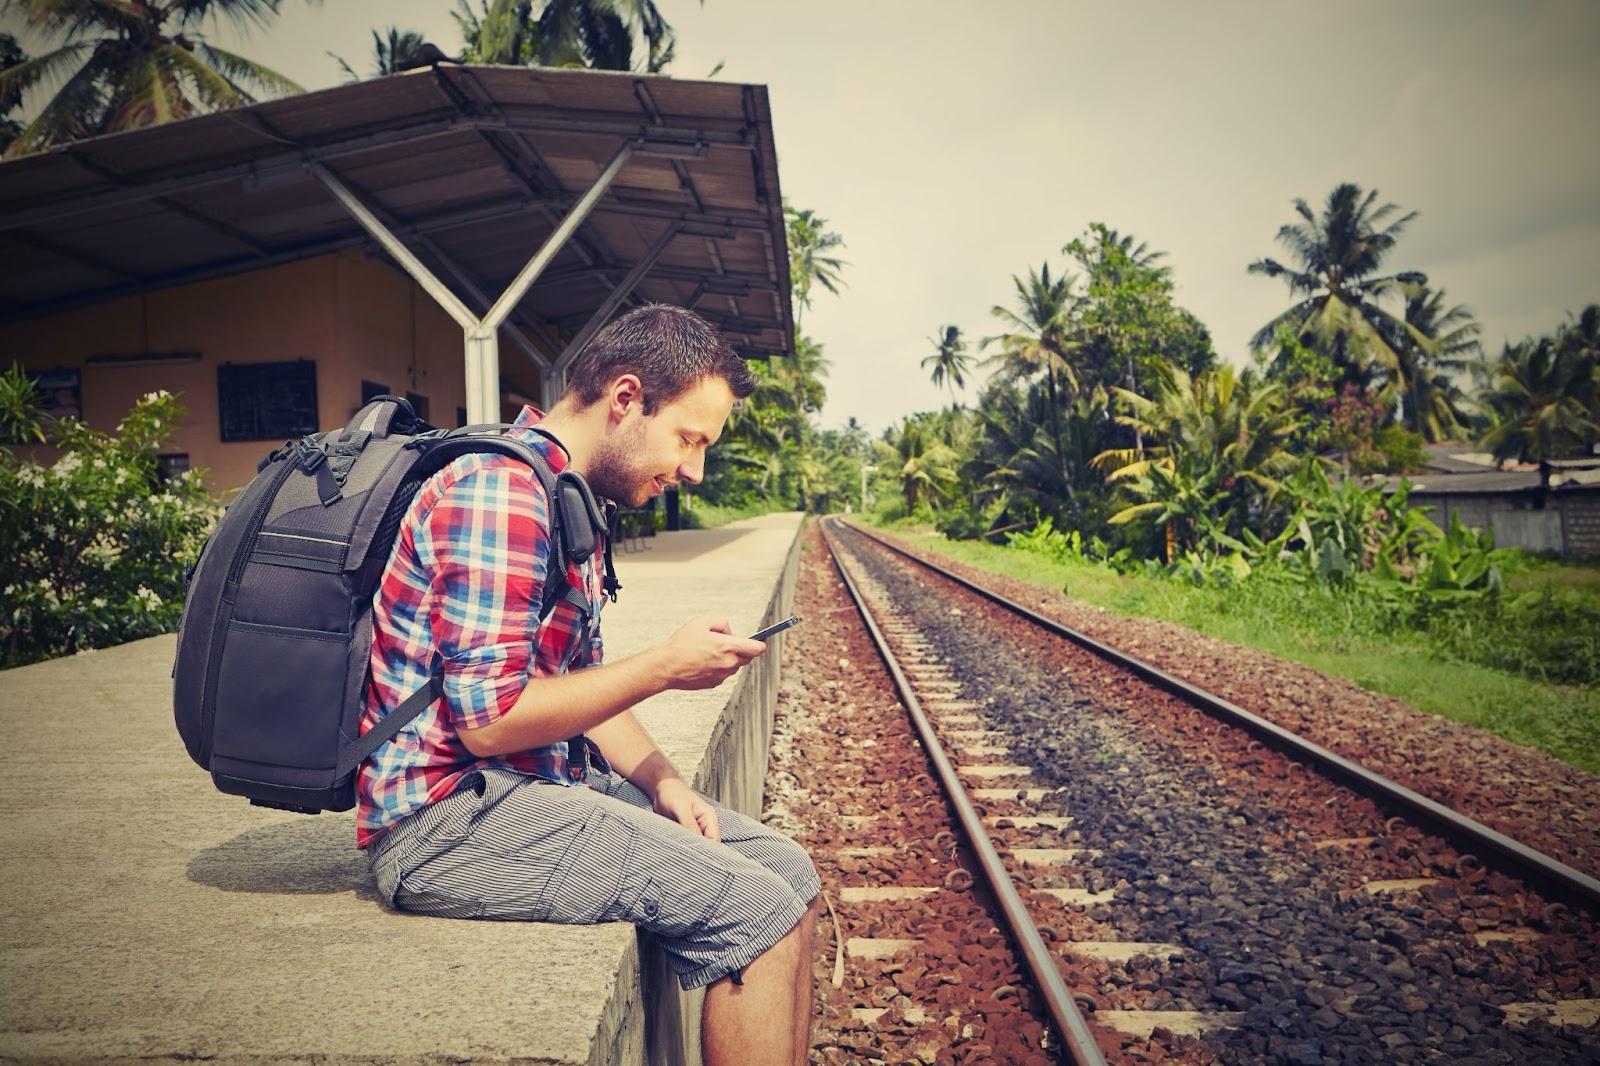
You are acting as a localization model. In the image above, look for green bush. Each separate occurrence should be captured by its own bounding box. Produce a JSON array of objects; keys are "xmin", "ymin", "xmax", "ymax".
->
[{"xmin": 1, "ymin": 366, "xmax": 220, "ymax": 668}]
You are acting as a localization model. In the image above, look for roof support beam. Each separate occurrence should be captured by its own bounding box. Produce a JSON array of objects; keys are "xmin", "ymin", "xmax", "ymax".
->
[
  {"xmin": 542, "ymin": 220, "xmax": 681, "ymax": 409},
  {"xmin": 310, "ymin": 140, "xmax": 637, "ymax": 425},
  {"xmin": 482, "ymin": 141, "xmax": 635, "ymax": 333}
]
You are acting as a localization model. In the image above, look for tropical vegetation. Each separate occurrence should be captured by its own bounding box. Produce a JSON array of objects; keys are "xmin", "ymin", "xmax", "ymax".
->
[{"xmin": 0, "ymin": 368, "xmax": 221, "ymax": 668}]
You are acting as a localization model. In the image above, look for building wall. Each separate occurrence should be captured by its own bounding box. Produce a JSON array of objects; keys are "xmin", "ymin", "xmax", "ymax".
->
[
  {"xmin": 1564, "ymin": 495, "xmax": 1600, "ymax": 558},
  {"xmin": 1419, "ymin": 492, "xmax": 1600, "ymax": 558},
  {"xmin": 2, "ymin": 250, "xmax": 550, "ymax": 498}
]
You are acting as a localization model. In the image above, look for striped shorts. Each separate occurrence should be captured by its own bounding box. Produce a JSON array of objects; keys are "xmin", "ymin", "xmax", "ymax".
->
[{"xmin": 368, "ymin": 767, "xmax": 820, "ymax": 990}]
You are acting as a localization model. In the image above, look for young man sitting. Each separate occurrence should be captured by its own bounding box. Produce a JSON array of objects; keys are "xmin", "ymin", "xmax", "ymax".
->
[{"xmin": 358, "ymin": 305, "xmax": 821, "ymax": 1066}]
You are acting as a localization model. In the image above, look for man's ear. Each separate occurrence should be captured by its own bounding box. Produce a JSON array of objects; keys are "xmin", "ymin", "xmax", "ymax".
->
[{"xmin": 607, "ymin": 374, "xmax": 645, "ymax": 423}]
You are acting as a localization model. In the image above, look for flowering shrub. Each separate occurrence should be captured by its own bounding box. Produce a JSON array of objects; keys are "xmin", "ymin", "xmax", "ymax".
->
[{"xmin": 1, "ymin": 365, "xmax": 222, "ymax": 668}]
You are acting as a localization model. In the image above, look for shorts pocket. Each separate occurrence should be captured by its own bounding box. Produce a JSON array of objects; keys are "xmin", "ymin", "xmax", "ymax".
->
[
  {"xmin": 623, "ymin": 836, "xmax": 736, "ymax": 941},
  {"xmin": 537, "ymin": 807, "xmax": 630, "ymax": 924}
]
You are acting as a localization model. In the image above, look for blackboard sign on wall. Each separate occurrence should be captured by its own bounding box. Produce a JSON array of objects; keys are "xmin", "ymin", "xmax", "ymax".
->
[{"xmin": 218, "ymin": 360, "xmax": 318, "ymax": 442}]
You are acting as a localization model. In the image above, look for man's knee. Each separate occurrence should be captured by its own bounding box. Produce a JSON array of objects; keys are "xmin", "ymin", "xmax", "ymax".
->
[{"xmin": 754, "ymin": 831, "xmax": 820, "ymax": 901}]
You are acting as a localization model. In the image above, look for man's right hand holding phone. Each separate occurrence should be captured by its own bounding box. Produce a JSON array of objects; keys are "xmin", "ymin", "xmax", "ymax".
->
[{"xmin": 654, "ymin": 616, "xmax": 767, "ymax": 690}]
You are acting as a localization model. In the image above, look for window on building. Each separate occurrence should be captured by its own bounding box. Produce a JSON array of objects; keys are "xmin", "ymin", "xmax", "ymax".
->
[
  {"xmin": 360, "ymin": 380, "xmax": 391, "ymax": 406},
  {"xmin": 218, "ymin": 361, "xmax": 318, "ymax": 443},
  {"xmin": 405, "ymin": 391, "xmax": 430, "ymax": 423},
  {"xmin": 156, "ymin": 453, "xmax": 190, "ymax": 484},
  {"xmin": 458, "ymin": 406, "xmax": 469, "ymax": 429}
]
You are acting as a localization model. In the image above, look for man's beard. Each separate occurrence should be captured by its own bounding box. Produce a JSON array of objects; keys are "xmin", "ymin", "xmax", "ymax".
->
[{"xmin": 584, "ymin": 417, "xmax": 653, "ymax": 506}]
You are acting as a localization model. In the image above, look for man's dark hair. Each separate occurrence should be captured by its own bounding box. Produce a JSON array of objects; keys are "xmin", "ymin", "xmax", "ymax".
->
[{"xmin": 563, "ymin": 304, "xmax": 758, "ymax": 412}]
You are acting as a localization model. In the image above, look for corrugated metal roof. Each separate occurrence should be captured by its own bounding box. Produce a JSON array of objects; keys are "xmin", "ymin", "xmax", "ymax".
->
[
  {"xmin": 0, "ymin": 64, "xmax": 794, "ymax": 360},
  {"xmin": 1381, "ymin": 469, "xmax": 1600, "ymax": 495}
]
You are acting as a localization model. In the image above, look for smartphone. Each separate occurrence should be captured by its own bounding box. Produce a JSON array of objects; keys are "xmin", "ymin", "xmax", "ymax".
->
[{"xmin": 749, "ymin": 615, "xmax": 802, "ymax": 642}]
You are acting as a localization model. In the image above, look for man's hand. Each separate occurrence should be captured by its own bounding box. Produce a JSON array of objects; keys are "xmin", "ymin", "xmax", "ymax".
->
[
  {"xmin": 655, "ymin": 616, "xmax": 766, "ymax": 691},
  {"xmin": 653, "ymin": 777, "xmax": 720, "ymax": 842}
]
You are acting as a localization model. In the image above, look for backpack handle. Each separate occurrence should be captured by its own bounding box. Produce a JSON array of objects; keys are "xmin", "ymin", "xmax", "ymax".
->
[{"xmin": 346, "ymin": 395, "xmax": 424, "ymax": 440}]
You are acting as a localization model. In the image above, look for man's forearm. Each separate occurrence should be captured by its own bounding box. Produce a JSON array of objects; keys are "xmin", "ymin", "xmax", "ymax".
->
[
  {"xmin": 457, "ymin": 648, "xmax": 669, "ymax": 757},
  {"xmin": 588, "ymin": 709, "xmax": 683, "ymax": 797}
]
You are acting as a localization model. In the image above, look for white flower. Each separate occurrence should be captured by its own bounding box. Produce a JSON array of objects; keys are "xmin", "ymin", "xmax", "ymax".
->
[
  {"xmin": 142, "ymin": 390, "xmax": 172, "ymax": 403},
  {"xmin": 134, "ymin": 585, "xmax": 163, "ymax": 610},
  {"xmin": 53, "ymin": 454, "xmax": 82, "ymax": 476},
  {"xmin": 91, "ymin": 596, "xmax": 107, "ymax": 608}
]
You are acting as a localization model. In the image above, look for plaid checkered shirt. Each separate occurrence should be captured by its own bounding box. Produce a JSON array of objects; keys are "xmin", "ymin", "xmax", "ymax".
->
[{"xmin": 356, "ymin": 405, "xmax": 609, "ymax": 848}]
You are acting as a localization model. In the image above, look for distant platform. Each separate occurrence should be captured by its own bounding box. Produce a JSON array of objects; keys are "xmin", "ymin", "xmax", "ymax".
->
[{"xmin": 0, "ymin": 512, "xmax": 804, "ymax": 1065}]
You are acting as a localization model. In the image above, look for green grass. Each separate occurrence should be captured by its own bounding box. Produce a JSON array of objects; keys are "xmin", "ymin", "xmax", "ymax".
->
[{"xmin": 861, "ymin": 520, "xmax": 1600, "ymax": 776}]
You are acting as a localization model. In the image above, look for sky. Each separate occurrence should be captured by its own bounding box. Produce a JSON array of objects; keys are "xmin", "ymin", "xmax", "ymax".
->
[{"xmin": 10, "ymin": 1, "xmax": 1599, "ymax": 435}]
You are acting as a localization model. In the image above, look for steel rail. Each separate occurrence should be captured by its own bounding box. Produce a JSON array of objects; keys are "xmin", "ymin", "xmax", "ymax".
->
[
  {"xmin": 837, "ymin": 519, "xmax": 1600, "ymax": 915},
  {"xmin": 820, "ymin": 519, "xmax": 1107, "ymax": 1066}
]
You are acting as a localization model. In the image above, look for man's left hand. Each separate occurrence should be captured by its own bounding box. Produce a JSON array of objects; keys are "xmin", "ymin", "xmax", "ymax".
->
[{"xmin": 653, "ymin": 778, "xmax": 720, "ymax": 842}]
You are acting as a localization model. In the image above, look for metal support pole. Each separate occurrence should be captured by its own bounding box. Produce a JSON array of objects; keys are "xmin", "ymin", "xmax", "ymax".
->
[
  {"xmin": 308, "ymin": 163, "xmax": 478, "ymax": 331},
  {"xmin": 465, "ymin": 326, "xmax": 500, "ymax": 425}
]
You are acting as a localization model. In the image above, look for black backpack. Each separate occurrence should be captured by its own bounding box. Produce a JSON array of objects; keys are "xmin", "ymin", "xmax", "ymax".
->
[{"xmin": 172, "ymin": 395, "xmax": 619, "ymax": 814}]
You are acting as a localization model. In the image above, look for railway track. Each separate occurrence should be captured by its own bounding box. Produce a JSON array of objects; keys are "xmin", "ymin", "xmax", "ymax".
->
[{"xmin": 810, "ymin": 517, "xmax": 1600, "ymax": 1064}]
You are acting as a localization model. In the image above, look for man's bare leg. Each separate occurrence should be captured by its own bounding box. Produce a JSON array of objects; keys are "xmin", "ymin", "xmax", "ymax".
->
[
  {"xmin": 703, "ymin": 903, "xmax": 818, "ymax": 1066},
  {"xmin": 791, "ymin": 897, "xmax": 821, "ymax": 1056}
]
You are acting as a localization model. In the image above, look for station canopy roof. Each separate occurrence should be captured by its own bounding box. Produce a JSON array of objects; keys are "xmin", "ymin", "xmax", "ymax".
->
[{"xmin": 0, "ymin": 64, "xmax": 795, "ymax": 361}]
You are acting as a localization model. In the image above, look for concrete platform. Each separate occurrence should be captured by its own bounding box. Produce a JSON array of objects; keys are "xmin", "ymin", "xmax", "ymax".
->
[{"xmin": 0, "ymin": 512, "xmax": 804, "ymax": 1065}]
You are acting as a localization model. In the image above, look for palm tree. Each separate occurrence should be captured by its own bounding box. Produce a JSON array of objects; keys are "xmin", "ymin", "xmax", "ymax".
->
[
  {"xmin": 982, "ymin": 263, "xmax": 1082, "ymax": 398},
  {"xmin": 0, "ymin": 0, "xmax": 304, "ymax": 158},
  {"xmin": 1093, "ymin": 365, "xmax": 1300, "ymax": 546},
  {"xmin": 982, "ymin": 263, "xmax": 1084, "ymax": 503},
  {"xmin": 1480, "ymin": 333, "xmax": 1599, "ymax": 472},
  {"xmin": 970, "ymin": 379, "xmax": 1110, "ymax": 520},
  {"xmin": 1248, "ymin": 182, "xmax": 1426, "ymax": 385},
  {"xmin": 454, "ymin": 0, "xmax": 675, "ymax": 71},
  {"xmin": 331, "ymin": 27, "xmax": 430, "ymax": 82},
  {"xmin": 921, "ymin": 325, "xmax": 971, "ymax": 405},
  {"xmin": 784, "ymin": 203, "xmax": 847, "ymax": 329},
  {"xmin": 1381, "ymin": 284, "xmax": 1479, "ymax": 441},
  {"xmin": 1, "ymin": 33, "xmax": 27, "ymax": 152},
  {"xmin": 876, "ymin": 417, "xmax": 960, "ymax": 512}
]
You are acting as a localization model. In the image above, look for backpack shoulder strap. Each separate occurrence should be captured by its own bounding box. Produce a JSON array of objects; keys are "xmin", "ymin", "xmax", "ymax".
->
[{"xmin": 410, "ymin": 431, "xmax": 576, "ymax": 618}]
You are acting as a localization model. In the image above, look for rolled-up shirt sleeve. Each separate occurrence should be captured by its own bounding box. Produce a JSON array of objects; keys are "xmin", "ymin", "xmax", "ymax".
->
[{"xmin": 414, "ymin": 462, "xmax": 550, "ymax": 732}]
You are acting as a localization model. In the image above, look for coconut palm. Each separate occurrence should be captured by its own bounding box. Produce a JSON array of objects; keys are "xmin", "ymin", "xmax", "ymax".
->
[
  {"xmin": 1380, "ymin": 285, "xmax": 1479, "ymax": 441},
  {"xmin": 982, "ymin": 263, "xmax": 1085, "ymax": 503},
  {"xmin": 921, "ymin": 325, "xmax": 972, "ymax": 405},
  {"xmin": 785, "ymin": 203, "xmax": 847, "ymax": 329},
  {"xmin": 1480, "ymin": 333, "xmax": 1599, "ymax": 470},
  {"xmin": 876, "ymin": 417, "xmax": 960, "ymax": 512},
  {"xmin": 1094, "ymin": 365, "xmax": 1300, "ymax": 544},
  {"xmin": 455, "ymin": 0, "xmax": 675, "ymax": 71},
  {"xmin": 970, "ymin": 379, "xmax": 1109, "ymax": 519},
  {"xmin": 1248, "ymin": 182, "xmax": 1426, "ymax": 385},
  {"xmin": 0, "ymin": 0, "xmax": 305, "ymax": 158},
  {"xmin": 331, "ymin": 27, "xmax": 430, "ymax": 82},
  {"xmin": 982, "ymin": 263, "xmax": 1082, "ymax": 398},
  {"xmin": 0, "ymin": 33, "xmax": 27, "ymax": 152}
]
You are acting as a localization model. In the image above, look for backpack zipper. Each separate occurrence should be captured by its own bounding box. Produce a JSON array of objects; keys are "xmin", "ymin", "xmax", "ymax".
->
[{"xmin": 197, "ymin": 456, "xmax": 299, "ymax": 766}]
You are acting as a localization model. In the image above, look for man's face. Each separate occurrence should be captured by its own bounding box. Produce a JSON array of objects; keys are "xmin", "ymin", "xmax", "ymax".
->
[{"xmin": 587, "ymin": 375, "xmax": 736, "ymax": 507}]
